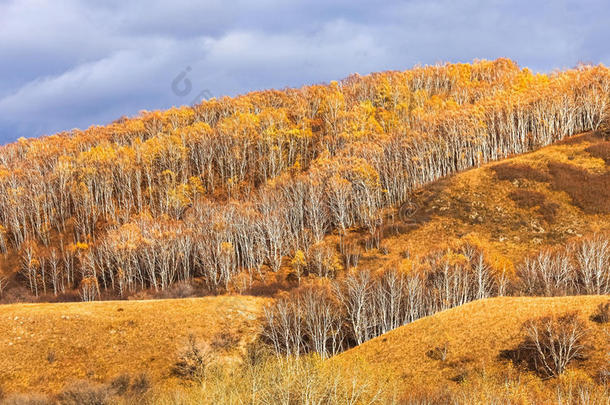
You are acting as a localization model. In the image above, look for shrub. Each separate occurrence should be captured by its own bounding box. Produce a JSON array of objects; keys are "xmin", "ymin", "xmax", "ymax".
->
[
  {"xmin": 508, "ymin": 189, "xmax": 559, "ymax": 222},
  {"xmin": 58, "ymin": 380, "xmax": 110, "ymax": 405},
  {"xmin": 109, "ymin": 374, "xmax": 130, "ymax": 396},
  {"xmin": 173, "ymin": 334, "xmax": 214, "ymax": 382},
  {"xmin": 211, "ymin": 330, "xmax": 240, "ymax": 352},
  {"xmin": 381, "ymin": 223, "xmax": 413, "ymax": 237},
  {"xmin": 158, "ymin": 281, "xmax": 196, "ymax": 299},
  {"xmin": 130, "ymin": 372, "xmax": 151, "ymax": 395},
  {"xmin": 379, "ymin": 244, "xmax": 390, "ymax": 255},
  {"xmin": 426, "ymin": 342, "xmax": 449, "ymax": 361},
  {"xmin": 109, "ymin": 372, "xmax": 151, "ymax": 397},
  {"xmin": 243, "ymin": 340, "xmax": 273, "ymax": 367},
  {"xmin": 197, "ymin": 354, "xmax": 393, "ymax": 405},
  {"xmin": 519, "ymin": 312, "xmax": 589, "ymax": 378},
  {"xmin": 590, "ymin": 302, "xmax": 610, "ymax": 324},
  {"xmin": 597, "ymin": 367, "xmax": 610, "ymax": 385}
]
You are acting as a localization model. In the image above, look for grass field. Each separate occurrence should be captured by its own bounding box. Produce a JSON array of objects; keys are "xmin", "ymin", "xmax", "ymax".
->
[
  {"xmin": 0, "ymin": 293, "xmax": 607, "ymax": 402},
  {"xmin": 0, "ymin": 295, "xmax": 268, "ymax": 395},
  {"xmin": 337, "ymin": 296, "xmax": 610, "ymax": 392}
]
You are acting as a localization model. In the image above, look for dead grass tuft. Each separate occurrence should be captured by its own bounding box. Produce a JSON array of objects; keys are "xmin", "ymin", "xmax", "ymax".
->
[{"xmin": 57, "ymin": 380, "xmax": 111, "ymax": 405}]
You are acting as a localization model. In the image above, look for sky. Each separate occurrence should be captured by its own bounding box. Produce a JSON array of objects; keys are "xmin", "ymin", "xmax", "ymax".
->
[{"xmin": 1, "ymin": 0, "xmax": 609, "ymax": 144}]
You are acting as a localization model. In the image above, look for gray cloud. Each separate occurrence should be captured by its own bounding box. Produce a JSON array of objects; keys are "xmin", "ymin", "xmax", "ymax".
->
[{"xmin": 1, "ymin": 0, "xmax": 609, "ymax": 143}]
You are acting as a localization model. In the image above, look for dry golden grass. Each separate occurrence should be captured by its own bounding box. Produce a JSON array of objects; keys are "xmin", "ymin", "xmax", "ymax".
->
[
  {"xmin": 336, "ymin": 295, "xmax": 610, "ymax": 391},
  {"xmin": 0, "ymin": 295, "xmax": 268, "ymax": 395},
  {"xmin": 152, "ymin": 354, "xmax": 397, "ymax": 405}
]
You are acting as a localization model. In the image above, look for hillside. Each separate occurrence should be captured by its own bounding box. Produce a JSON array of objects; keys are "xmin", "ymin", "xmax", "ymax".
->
[
  {"xmin": 336, "ymin": 296, "xmax": 610, "ymax": 401},
  {"xmin": 0, "ymin": 59, "xmax": 609, "ymax": 303},
  {"xmin": 0, "ymin": 295, "xmax": 267, "ymax": 395},
  {"xmin": 350, "ymin": 130, "xmax": 610, "ymax": 274},
  {"xmin": 0, "ymin": 59, "xmax": 609, "ymax": 403}
]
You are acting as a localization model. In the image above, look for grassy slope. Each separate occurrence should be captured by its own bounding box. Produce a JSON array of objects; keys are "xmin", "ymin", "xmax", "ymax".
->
[
  {"xmin": 354, "ymin": 131, "xmax": 610, "ymax": 274},
  {"xmin": 0, "ymin": 295, "xmax": 268, "ymax": 394},
  {"xmin": 336, "ymin": 296, "xmax": 610, "ymax": 389}
]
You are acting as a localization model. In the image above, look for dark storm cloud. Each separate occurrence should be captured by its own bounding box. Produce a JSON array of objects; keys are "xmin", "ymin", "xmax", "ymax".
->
[{"xmin": 0, "ymin": 0, "xmax": 609, "ymax": 143}]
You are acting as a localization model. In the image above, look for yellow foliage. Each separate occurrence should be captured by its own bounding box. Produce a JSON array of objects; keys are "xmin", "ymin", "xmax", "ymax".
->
[
  {"xmin": 74, "ymin": 242, "xmax": 89, "ymax": 251},
  {"xmin": 220, "ymin": 241, "xmax": 233, "ymax": 255},
  {"xmin": 291, "ymin": 249, "xmax": 307, "ymax": 269},
  {"xmin": 397, "ymin": 258, "xmax": 415, "ymax": 274}
]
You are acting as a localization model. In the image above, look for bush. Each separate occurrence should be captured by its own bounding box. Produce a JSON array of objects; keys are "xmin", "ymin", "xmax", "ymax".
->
[
  {"xmin": 130, "ymin": 372, "xmax": 151, "ymax": 395},
  {"xmin": 426, "ymin": 342, "xmax": 449, "ymax": 361},
  {"xmin": 597, "ymin": 367, "xmax": 610, "ymax": 385},
  {"xmin": 211, "ymin": 330, "xmax": 240, "ymax": 352},
  {"xmin": 591, "ymin": 302, "xmax": 610, "ymax": 324},
  {"xmin": 538, "ymin": 202, "xmax": 559, "ymax": 223},
  {"xmin": 109, "ymin": 374, "xmax": 130, "ymax": 396},
  {"xmin": 109, "ymin": 372, "xmax": 151, "ymax": 397},
  {"xmin": 157, "ymin": 281, "xmax": 196, "ymax": 299},
  {"xmin": 508, "ymin": 190, "xmax": 559, "ymax": 222},
  {"xmin": 519, "ymin": 312, "xmax": 589, "ymax": 378},
  {"xmin": 58, "ymin": 380, "xmax": 111, "ymax": 405},
  {"xmin": 379, "ymin": 244, "xmax": 390, "ymax": 255},
  {"xmin": 185, "ymin": 354, "xmax": 393, "ymax": 405},
  {"xmin": 173, "ymin": 334, "xmax": 214, "ymax": 382}
]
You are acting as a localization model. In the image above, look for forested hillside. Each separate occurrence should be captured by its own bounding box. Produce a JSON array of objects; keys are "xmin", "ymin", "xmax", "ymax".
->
[
  {"xmin": 1, "ymin": 59, "xmax": 610, "ymax": 403},
  {"xmin": 0, "ymin": 59, "xmax": 609, "ymax": 302}
]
